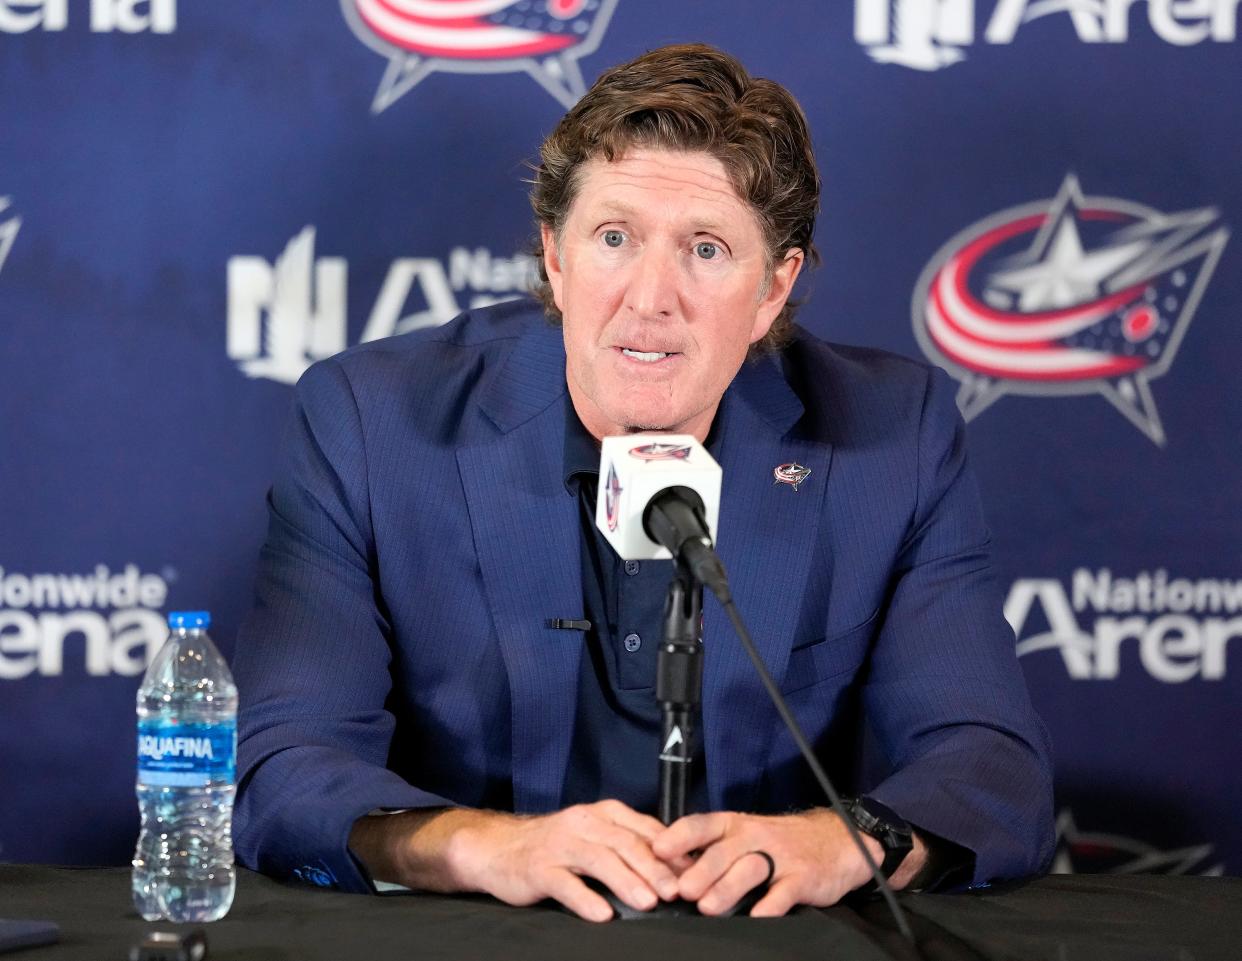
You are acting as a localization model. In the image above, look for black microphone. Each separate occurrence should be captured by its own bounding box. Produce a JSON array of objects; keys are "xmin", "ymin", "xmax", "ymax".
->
[{"xmin": 644, "ymin": 487, "xmax": 730, "ymax": 602}]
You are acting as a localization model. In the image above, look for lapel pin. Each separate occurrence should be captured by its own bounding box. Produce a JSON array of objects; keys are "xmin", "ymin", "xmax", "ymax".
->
[{"xmin": 773, "ymin": 463, "xmax": 811, "ymax": 491}]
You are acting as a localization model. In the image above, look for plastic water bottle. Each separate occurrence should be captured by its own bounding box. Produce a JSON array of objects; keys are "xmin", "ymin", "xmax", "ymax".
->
[{"xmin": 132, "ymin": 611, "xmax": 237, "ymax": 922}]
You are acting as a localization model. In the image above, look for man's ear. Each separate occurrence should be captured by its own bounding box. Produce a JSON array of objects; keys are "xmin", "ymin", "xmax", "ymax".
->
[
  {"xmin": 541, "ymin": 223, "xmax": 565, "ymax": 312},
  {"xmin": 750, "ymin": 248, "xmax": 805, "ymax": 343}
]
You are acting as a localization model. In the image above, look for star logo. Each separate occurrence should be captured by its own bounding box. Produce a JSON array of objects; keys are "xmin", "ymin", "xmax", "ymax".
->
[
  {"xmin": 1052, "ymin": 810, "xmax": 1223, "ymax": 876},
  {"xmin": 0, "ymin": 196, "xmax": 20, "ymax": 279},
  {"xmin": 988, "ymin": 213, "xmax": 1153, "ymax": 313},
  {"xmin": 773, "ymin": 462, "xmax": 811, "ymax": 491},
  {"xmin": 341, "ymin": 0, "xmax": 620, "ymax": 114},
  {"xmin": 913, "ymin": 176, "xmax": 1230, "ymax": 445}
]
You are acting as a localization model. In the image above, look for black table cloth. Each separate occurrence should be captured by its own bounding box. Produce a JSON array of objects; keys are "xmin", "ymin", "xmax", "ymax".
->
[{"xmin": 2, "ymin": 866, "xmax": 1239, "ymax": 961}]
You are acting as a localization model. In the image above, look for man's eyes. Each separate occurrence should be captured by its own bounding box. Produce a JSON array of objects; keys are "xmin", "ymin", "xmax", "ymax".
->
[{"xmin": 595, "ymin": 231, "xmax": 725, "ymax": 259}]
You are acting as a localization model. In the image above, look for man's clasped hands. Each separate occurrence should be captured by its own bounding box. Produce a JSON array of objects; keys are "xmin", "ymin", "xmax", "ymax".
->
[{"xmin": 349, "ymin": 798, "xmax": 925, "ymax": 921}]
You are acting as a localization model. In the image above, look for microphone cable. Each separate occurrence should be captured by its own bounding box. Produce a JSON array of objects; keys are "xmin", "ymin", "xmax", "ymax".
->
[
  {"xmin": 642, "ymin": 483, "xmax": 915, "ymax": 944},
  {"xmin": 715, "ymin": 588, "xmax": 916, "ymax": 946}
]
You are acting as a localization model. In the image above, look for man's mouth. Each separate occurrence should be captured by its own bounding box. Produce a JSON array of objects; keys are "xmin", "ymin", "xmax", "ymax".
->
[{"xmin": 620, "ymin": 347, "xmax": 677, "ymax": 363}]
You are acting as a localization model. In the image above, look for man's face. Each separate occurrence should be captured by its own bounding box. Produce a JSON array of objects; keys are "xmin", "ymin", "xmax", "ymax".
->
[{"xmin": 543, "ymin": 148, "xmax": 803, "ymax": 442}]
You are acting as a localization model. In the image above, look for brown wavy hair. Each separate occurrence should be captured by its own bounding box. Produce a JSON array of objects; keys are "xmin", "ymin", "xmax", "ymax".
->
[{"xmin": 529, "ymin": 43, "xmax": 821, "ymax": 353}]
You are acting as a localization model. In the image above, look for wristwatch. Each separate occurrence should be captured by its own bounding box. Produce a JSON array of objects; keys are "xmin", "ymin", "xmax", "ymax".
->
[{"xmin": 844, "ymin": 796, "xmax": 914, "ymax": 893}]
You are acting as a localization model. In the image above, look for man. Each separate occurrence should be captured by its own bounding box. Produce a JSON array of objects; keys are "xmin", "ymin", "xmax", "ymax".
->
[{"xmin": 232, "ymin": 43, "xmax": 1054, "ymax": 922}]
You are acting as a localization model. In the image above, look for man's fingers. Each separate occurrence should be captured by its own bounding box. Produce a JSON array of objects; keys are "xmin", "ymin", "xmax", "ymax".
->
[
  {"xmin": 575, "ymin": 845, "xmax": 660, "ymax": 913},
  {"xmin": 594, "ymin": 800, "xmax": 667, "ymax": 843},
  {"xmin": 695, "ymin": 851, "xmax": 775, "ymax": 917},
  {"xmin": 597, "ymin": 825, "xmax": 680, "ymax": 900},
  {"xmin": 748, "ymin": 876, "xmax": 800, "ymax": 918},
  {"xmin": 665, "ymin": 851, "xmax": 696, "ymax": 874},
  {"xmin": 653, "ymin": 812, "xmax": 729, "ymax": 861},
  {"xmin": 675, "ymin": 834, "xmax": 749, "ymax": 901},
  {"xmin": 541, "ymin": 868, "xmax": 614, "ymax": 923}
]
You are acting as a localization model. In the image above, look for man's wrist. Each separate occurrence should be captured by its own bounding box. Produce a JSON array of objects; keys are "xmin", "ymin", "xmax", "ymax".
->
[
  {"xmin": 847, "ymin": 822, "xmax": 889, "ymax": 890},
  {"xmin": 827, "ymin": 806, "xmax": 928, "ymax": 893},
  {"xmin": 350, "ymin": 807, "xmax": 498, "ymax": 894},
  {"xmin": 438, "ymin": 808, "xmax": 520, "ymax": 893},
  {"xmin": 887, "ymin": 830, "xmax": 929, "ymax": 889}
]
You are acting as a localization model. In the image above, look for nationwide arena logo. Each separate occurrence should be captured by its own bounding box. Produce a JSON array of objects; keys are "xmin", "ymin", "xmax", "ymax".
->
[
  {"xmin": 913, "ymin": 176, "xmax": 1229, "ymax": 445},
  {"xmin": 1004, "ymin": 568, "xmax": 1241, "ymax": 683},
  {"xmin": 0, "ymin": 564, "xmax": 171, "ymax": 679},
  {"xmin": 0, "ymin": 0, "xmax": 176, "ymax": 33},
  {"xmin": 227, "ymin": 227, "xmax": 538, "ymax": 385},
  {"xmin": 0, "ymin": 196, "xmax": 20, "ymax": 278},
  {"xmin": 340, "ymin": 0, "xmax": 619, "ymax": 113},
  {"xmin": 856, "ymin": 0, "xmax": 1239, "ymax": 71}
]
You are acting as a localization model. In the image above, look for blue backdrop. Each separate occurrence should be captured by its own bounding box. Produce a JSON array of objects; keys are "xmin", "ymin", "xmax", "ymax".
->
[{"xmin": 2, "ymin": 0, "xmax": 1238, "ymax": 877}]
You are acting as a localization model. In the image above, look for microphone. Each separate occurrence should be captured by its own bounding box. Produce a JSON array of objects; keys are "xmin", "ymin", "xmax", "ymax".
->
[{"xmin": 595, "ymin": 435, "xmax": 731, "ymax": 599}]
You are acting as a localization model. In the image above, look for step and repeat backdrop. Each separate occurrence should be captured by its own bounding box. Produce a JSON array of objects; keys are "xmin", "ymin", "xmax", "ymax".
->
[{"xmin": 2, "ymin": 1, "xmax": 1238, "ymax": 875}]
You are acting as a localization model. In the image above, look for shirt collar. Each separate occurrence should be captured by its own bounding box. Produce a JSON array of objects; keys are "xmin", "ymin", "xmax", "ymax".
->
[{"xmin": 563, "ymin": 394, "xmax": 601, "ymax": 495}]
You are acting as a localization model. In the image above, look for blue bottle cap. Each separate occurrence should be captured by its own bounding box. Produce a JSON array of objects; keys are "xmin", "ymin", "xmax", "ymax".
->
[{"xmin": 167, "ymin": 611, "xmax": 211, "ymax": 630}]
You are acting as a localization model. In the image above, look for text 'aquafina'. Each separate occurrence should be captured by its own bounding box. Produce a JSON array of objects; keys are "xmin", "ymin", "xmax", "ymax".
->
[{"xmin": 132, "ymin": 611, "xmax": 237, "ymax": 922}]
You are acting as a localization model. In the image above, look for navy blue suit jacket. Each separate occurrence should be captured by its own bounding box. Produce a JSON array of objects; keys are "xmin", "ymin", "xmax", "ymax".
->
[{"xmin": 232, "ymin": 301, "xmax": 1054, "ymax": 893}]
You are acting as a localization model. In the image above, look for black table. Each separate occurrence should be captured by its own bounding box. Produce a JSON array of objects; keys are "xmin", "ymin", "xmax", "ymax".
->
[{"xmin": 3, "ymin": 866, "xmax": 1240, "ymax": 961}]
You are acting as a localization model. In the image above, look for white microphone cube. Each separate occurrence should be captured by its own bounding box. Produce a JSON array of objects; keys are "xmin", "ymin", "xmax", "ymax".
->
[{"xmin": 595, "ymin": 434, "xmax": 722, "ymax": 561}]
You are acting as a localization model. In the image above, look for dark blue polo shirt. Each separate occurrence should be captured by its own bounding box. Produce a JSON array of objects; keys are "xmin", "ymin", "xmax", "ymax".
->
[{"xmin": 559, "ymin": 398, "xmax": 709, "ymax": 817}]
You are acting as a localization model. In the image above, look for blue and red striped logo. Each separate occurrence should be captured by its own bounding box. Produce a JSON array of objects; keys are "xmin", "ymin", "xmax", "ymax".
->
[
  {"xmin": 913, "ymin": 175, "xmax": 1229, "ymax": 445},
  {"xmin": 629, "ymin": 443, "xmax": 692, "ymax": 462},
  {"xmin": 342, "ymin": 0, "xmax": 619, "ymax": 112}
]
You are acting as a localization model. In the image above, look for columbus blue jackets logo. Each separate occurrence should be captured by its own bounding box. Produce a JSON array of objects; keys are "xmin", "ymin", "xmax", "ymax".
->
[
  {"xmin": 629, "ymin": 443, "xmax": 692, "ymax": 461},
  {"xmin": 604, "ymin": 461, "xmax": 621, "ymax": 532},
  {"xmin": 913, "ymin": 176, "xmax": 1229, "ymax": 445},
  {"xmin": 292, "ymin": 861, "xmax": 340, "ymax": 889},
  {"xmin": 773, "ymin": 462, "xmax": 811, "ymax": 491},
  {"xmin": 341, "ymin": 0, "xmax": 619, "ymax": 113}
]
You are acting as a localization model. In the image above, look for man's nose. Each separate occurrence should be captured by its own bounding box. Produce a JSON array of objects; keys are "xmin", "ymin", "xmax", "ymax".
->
[{"xmin": 625, "ymin": 247, "xmax": 678, "ymax": 319}]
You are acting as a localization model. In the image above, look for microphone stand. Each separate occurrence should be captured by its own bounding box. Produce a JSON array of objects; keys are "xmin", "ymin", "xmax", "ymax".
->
[
  {"xmin": 596, "ymin": 563, "xmax": 703, "ymax": 919},
  {"xmin": 598, "ymin": 560, "xmax": 767, "ymax": 919},
  {"xmin": 656, "ymin": 566, "xmax": 703, "ymax": 828}
]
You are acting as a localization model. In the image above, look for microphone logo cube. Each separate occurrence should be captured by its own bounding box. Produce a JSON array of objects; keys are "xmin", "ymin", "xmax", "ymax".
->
[{"xmin": 596, "ymin": 434, "xmax": 722, "ymax": 561}]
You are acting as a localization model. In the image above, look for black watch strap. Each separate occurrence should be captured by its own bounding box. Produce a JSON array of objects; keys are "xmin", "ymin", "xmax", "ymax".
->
[{"xmin": 845, "ymin": 796, "xmax": 914, "ymax": 894}]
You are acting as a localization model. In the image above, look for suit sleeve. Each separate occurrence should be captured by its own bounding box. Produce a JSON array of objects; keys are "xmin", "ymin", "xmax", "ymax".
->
[
  {"xmin": 863, "ymin": 367, "xmax": 1055, "ymax": 886},
  {"xmin": 231, "ymin": 357, "xmax": 452, "ymax": 893}
]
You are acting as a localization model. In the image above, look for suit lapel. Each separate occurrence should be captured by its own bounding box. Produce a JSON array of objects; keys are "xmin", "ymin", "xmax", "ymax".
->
[
  {"xmin": 702, "ymin": 356, "xmax": 834, "ymax": 812},
  {"xmin": 456, "ymin": 320, "xmax": 584, "ymax": 813}
]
